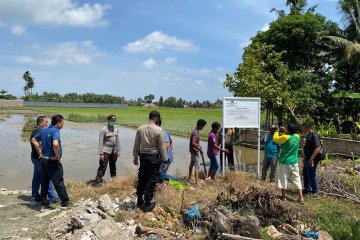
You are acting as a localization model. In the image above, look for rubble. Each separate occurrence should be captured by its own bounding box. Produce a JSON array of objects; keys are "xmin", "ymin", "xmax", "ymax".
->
[
  {"xmin": 0, "ymin": 188, "xmax": 30, "ymax": 195},
  {"xmin": 46, "ymin": 195, "xmax": 136, "ymax": 240}
]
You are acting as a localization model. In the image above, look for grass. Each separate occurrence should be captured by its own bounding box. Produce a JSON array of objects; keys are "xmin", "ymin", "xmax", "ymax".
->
[
  {"xmin": 65, "ymin": 172, "xmax": 360, "ymax": 240},
  {"xmin": 15, "ymin": 106, "xmax": 223, "ymax": 138}
]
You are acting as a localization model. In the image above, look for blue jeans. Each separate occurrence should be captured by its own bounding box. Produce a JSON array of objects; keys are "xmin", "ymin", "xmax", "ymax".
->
[
  {"xmin": 303, "ymin": 157, "xmax": 319, "ymax": 194},
  {"xmin": 31, "ymin": 157, "xmax": 57, "ymax": 202},
  {"xmin": 159, "ymin": 162, "xmax": 180, "ymax": 182},
  {"xmin": 208, "ymin": 155, "xmax": 219, "ymax": 171}
]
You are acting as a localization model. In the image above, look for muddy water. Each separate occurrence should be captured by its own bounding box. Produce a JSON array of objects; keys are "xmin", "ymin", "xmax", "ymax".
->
[{"xmin": 0, "ymin": 114, "xmax": 260, "ymax": 190}]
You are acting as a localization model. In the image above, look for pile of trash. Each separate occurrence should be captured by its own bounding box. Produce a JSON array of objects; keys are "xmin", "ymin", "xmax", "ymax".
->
[
  {"xmin": 42, "ymin": 185, "xmax": 335, "ymax": 240},
  {"xmin": 217, "ymin": 186, "xmax": 287, "ymax": 224}
]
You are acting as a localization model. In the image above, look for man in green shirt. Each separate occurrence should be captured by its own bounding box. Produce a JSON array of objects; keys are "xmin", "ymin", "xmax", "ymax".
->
[{"xmin": 273, "ymin": 123, "xmax": 304, "ymax": 203}]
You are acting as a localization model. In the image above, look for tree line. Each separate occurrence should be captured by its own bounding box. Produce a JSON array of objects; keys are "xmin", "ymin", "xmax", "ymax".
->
[{"xmin": 224, "ymin": 0, "xmax": 360, "ymax": 127}]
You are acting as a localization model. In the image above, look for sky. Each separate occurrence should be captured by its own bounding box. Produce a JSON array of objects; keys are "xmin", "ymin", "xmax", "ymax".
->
[{"xmin": 0, "ymin": 0, "xmax": 341, "ymax": 101}]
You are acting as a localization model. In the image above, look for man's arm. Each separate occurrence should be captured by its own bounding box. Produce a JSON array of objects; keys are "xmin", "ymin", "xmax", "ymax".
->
[
  {"xmin": 116, "ymin": 128, "xmax": 121, "ymax": 156},
  {"xmin": 53, "ymin": 140, "xmax": 61, "ymax": 160},
  {"xmin": 158, "ymin": 131, "xmax": 168, "ymax": 162},
  {"xmin": 132, "ymin": 129, "xmax": 141, "ymax": 165},
  {"xmin": 273, "ymin": 131, "xmax": 289, "ymax": 144},
  {"xmin": 31, "ymin": 137, "xmax": 42, "ymax": 157},
  {"xmin": 98, "ymin": 129, "xmax": 105, "ymax": 155},
  {"xmin": 309, "ymin": 133, "xmax": 321, "ymax": 163}
]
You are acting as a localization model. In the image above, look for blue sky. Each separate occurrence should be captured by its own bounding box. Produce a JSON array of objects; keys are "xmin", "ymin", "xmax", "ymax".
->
[{"xmin": 0, "ymin": 0, "xmax": 340, "ymax": 101}]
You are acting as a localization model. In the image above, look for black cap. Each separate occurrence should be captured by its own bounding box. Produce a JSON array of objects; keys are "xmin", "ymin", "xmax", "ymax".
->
[
  {"xmin": 149, "ymin": 110, "xmax": 160, "ymax": 119},
  {"xmin": 107, "ymin": 114, "xmax": 116, "ymax": 121},
  {"xmin": 302, "ymin": 122, "xmax": 312, "ymax": 128}
]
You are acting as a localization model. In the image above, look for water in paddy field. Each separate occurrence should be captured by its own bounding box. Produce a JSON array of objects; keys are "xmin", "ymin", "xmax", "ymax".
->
[{"xmin": 0, "ymin": 114, "xmax": 260, "ymax": 190}]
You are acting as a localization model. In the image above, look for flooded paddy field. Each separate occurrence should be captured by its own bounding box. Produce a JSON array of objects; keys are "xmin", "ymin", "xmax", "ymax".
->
[{"xmin": 0, "ymin": 113, "xmax": 260, "ymax": 190}]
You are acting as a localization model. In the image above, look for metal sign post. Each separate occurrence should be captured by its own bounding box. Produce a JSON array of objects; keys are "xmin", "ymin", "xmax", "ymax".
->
[{"xmin": 222, "ymin": 97, "xmax": 261, "ymax": 178}]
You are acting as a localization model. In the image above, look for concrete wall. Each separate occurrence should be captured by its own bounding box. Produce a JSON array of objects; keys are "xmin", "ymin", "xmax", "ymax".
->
[
  {"xmin": 0, "ymin": 99, "xmax": 24, "ymax": 107},
  {"xmin": 240, "ymin": 129, "xmax": 360, "ymax": 157}
]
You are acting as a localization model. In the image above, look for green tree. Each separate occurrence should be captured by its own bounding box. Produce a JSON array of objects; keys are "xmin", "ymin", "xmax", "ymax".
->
[
  {"xmin": 22, "ymin": 71, "xmax": 35, "ymax": 96},
  {"xmin": 0, "ymin": 89, "xmax": 16, "ymax": 100},
  {"xmin": 164, "ymin": 96, "xmax": 177, "ymax": 107},
  {"xmin": 271, "ymin": 0, "xmax": 317, "ymax": 18},
  {"xmin": 159, "ymin": 96, "xmax": 164, "ymax": 107},
  {"xmin": 224, "ymin": 43, "xmax": 288, "ymax": 126},
  {"xmin": 325, "ymin": 0, "xmax": 360, "ymax": 120},
  {"xmin": 327, "ymin": 0, "xmax": 360, "ymax": 65},
  {"xmin": 252, "ymin": 12, "xmax": 338, "ymax": 121},
  {"xmin": 144, "ymin": 94, "xmax": 155, "ymax": 104}
]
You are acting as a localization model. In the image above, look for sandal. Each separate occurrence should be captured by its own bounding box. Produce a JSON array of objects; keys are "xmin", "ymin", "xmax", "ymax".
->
[{"xmin": 297, "ymin": 198, "xmax": 305, "ymax": 204}]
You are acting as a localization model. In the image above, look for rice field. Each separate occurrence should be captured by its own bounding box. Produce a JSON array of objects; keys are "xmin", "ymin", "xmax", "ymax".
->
[{"xmin": 20, "ymin": 106, "xmax": 222, "ymax": 138}]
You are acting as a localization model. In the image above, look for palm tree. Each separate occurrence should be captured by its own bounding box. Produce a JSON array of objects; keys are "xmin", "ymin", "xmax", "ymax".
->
[
  {"xmin": 327, "ymin": 0, "xmax": 360, "ymax": 65},
  {"xmin": 286, "ymin": 0, "xmax": 307, "ymax": 15},
  {"xmin": 270, "ymin": 0, "xmax": 317, "ymax": 18},
  {"xmin": 22, "ymin": 70, "xmax": 35, "ymax": 96}
]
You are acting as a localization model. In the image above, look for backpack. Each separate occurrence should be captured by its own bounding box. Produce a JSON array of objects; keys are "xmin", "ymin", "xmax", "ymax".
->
[
  {"xmin": 318, "ymin": 143, "xmax": 326, "ymax": 161},
  {"xmin": 313, "ymin": 132, "xmax": 326, "ymax": 161}
]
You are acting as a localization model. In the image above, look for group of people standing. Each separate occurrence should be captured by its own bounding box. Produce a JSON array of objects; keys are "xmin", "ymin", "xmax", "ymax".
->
[
  {"xmin": 261, "ymin": 122, "xmax": 322, "ymax": 202},
  {"xmin": 28, "ymin": 110, "xmax": 321, "ymax": 213}
]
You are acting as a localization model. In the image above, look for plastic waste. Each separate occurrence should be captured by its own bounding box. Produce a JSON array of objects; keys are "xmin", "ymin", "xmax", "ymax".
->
[
  {"xmin": 186, "ymin": 205, "xmax": 201, "ymax": 220},
  {"xmin": 301, "ymin": 231, "xmax": 319, "ymax": 239},
  {"xmin": 169, "ymin": 178, "xmax": 185, "ymax": 190}
]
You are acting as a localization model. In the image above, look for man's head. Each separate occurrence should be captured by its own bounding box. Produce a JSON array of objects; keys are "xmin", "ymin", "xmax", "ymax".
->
[
  {"xmin": 107, "ymin": 114, "xmax": 116, "ymax": 127},
  {"xmin": 286, "ymin": 123, "xmax": 297, "ymax": 135},
  {"xmin": 149, "ymin": 110, "xmax": 161, "ymax": 125},
  {"xmin": 36, "ymin": 115, "xmax": 48, "ymax": 128},
  {"xmin": 51, "ymin": 114, "xmax": 64, "ymax": 129},
  {"xmin": 269, "ymin": 124, "xmax": 276, "ymax": 133},
  {"xmin": 302, "ymin": 122, "xmax": 312, "ymax": 132},
  {"xmin": 196, "ymin": 119, "xmax": 207, "ymax": 130},
  {"xmin": 211, "ymin": 122, "xmax": 221, "ymax": 133}
]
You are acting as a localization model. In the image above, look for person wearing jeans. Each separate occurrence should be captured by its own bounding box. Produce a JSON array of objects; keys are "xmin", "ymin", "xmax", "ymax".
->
[
  {"xmin": 31, "ymin": 115, "xmax": 69, "ymax": 209},
  {"xmin": 29, "ymin": 116, "xmax": 57, "ymax": 206},
  {"xmin": 261, "ymin": 125, "xmax": 280, "ymax": 183},
  {"xmin": 302, "ymin": 122, "xmax": 321, "ymax": 195}
]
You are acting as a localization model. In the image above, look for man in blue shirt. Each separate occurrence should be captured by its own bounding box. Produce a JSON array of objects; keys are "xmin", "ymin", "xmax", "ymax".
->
[
  {"xmin": 261, "ymin": 125, "xmax": 280, "ymax": 183},
  {"xmin": 31, "ymin": 114, "xmax": 69, "ymax": 209},
  {"xmin": 157, "ymin": 120, "xmax": 179, "ymax": 182},
  {"xmin": 29, "ymin": 115, "xmax": 57, "ymax": 206}
]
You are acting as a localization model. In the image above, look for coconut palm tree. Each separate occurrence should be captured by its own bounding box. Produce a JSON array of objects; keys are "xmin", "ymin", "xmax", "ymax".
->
[
  {"xmin": 327, "ymin": 0, "xmax": 360, "ymax": 65},
  {"xmin": 270, "ymin": 0, "xmax": 317, "ymax": 18}
]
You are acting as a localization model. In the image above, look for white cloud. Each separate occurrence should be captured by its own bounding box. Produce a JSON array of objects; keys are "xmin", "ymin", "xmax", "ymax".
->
[
  {"xmin": 239, "ymin": 39, "xmax": 252, "ymax": 49},
  {"xmin": 164, "ymin": 57, "xmax": 177, "ymax": 64},
  {"xmin": 143, "ymin": 58, "xmax": 157, "ymax": 70},
  {"xmin": 124, "ymin": 31, "xmax": 198, "ymax": 53},
  {"xmin": 260, "ymin": 23, "xmax": 270, "ymax": 32},
  {"xmin": 11, "ymin": 25, "xmax": 26, "ymax": 35},
  {"xmin": 195, "ymin": 80, "xmax": 204, "ymax": 85},
  {"xmin": 200, "ymin": 67, "xmax": 225, "ymax": 74},
  {"xmin": 0, "ymin": 0, "xmax": 109, "ymax": 27},
  {"xmin": 15, "ymin": 41, "xmax": 101, "ymax": 66}
]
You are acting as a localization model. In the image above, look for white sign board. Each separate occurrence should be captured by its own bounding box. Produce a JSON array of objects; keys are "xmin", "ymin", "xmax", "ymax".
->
[{"xmin": 223, "ymin": 97, "xmax": 260, "ymax": 128}]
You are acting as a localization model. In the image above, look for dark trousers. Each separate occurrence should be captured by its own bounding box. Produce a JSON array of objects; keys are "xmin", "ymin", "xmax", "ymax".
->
[
  {"xmin": 95, "ymin": 152, "xmax": 117, "ymax": 181},
  {"xmin": 303, "ymin": 157, "xmax": 320, "ymax": 194},
  {"xmin": 136, "ymin": 154, "xmax": 161, "ymax": 203},
  {"xmin": 261, "ymin": 157, "xmax": 277, "ymax": 182},
  {"xmin": 40, "ymin": 159, "xmax": 69, "ymax": 206},
  {"xmin": 220, "ymin": 145, "xmax": 234, "ymax": 169}
]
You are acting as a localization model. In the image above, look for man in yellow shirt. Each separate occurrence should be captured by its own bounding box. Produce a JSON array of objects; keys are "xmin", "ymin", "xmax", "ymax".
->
[{"xmin": 273, "ymin": 123, "xmax": 304, "ymax": 203}]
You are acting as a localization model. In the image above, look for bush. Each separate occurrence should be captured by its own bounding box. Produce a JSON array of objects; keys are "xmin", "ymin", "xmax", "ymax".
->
[{"xmin": 316, "ymin": 121, "xmax": 340, "ymax": 138}]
